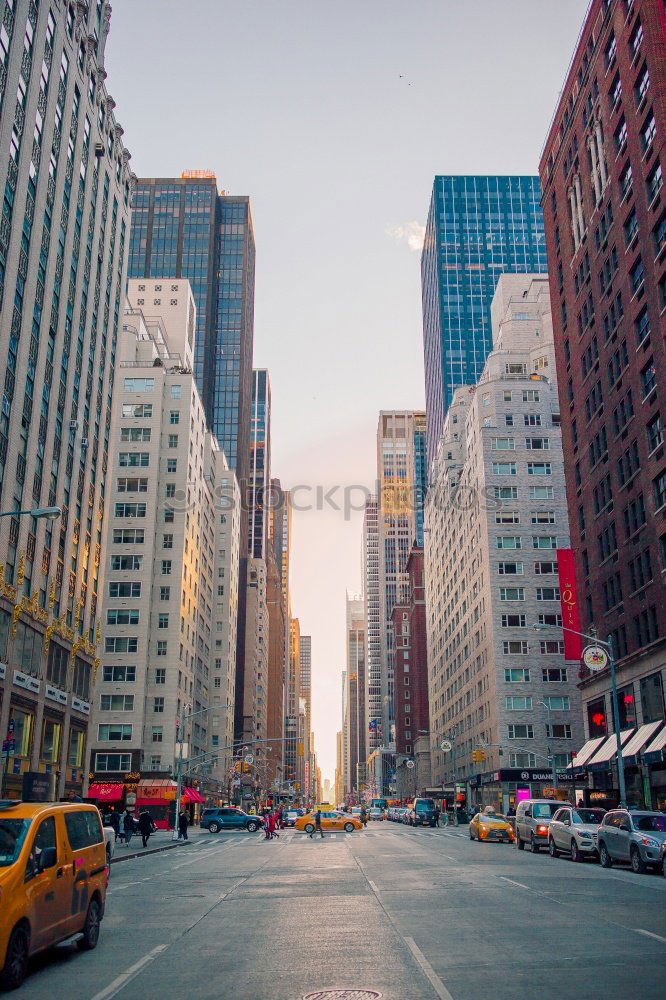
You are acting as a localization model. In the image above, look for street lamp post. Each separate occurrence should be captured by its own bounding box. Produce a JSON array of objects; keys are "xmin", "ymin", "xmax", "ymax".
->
[
  {"xmin": 173, "ymin": 704, "xmax": 209, "ymax": 841},
  {"xmin": 0, "ymin": 506, "xmax": 62, "ymax": 520},
  {"xmin": 533, "ymin": 623, "xmax": 626, "ymax": 808},
  {"xmin": 537, "ymin": 700, "xmax": 558, "ymax": 791}
]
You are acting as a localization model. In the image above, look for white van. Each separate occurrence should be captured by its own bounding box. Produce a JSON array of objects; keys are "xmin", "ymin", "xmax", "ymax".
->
[{"xmin": 515, "ymin": 798, "xmax": 563, "ymax": 852}]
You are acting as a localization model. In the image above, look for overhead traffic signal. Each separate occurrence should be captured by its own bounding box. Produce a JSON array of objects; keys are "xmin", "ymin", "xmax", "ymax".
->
[{"xmin": 472, "ymin": 749, "xmax": 486, "ymax": 764}]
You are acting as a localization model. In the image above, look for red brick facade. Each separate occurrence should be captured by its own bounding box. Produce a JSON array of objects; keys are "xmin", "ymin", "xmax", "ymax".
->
[{"xmin": 539, "ymin": 0, "xmax": 666, "ymax": 666}]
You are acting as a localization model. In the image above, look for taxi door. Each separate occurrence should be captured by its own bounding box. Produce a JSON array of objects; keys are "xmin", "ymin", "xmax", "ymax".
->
[{"xmin": 23, "ymin": 815, "xmax": 69, "ymax": 950}]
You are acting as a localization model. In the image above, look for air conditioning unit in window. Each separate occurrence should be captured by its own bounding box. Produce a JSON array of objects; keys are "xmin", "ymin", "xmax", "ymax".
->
[
  {"xmin": 70, "ymin": 420, "xmax": 78, "ymax": 430},
  {"xmin": 94, "ymin": 142, "xmax": 104, "ymax": 158},
  {"xmin": 80, "ymin": 438, "xmax": 88, "ymax": 447}
]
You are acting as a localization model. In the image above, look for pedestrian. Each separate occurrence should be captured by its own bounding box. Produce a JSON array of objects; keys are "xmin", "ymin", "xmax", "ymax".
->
[
  {"xmin": 138, "ymin": 808, "xmax": 156, "ymax": 848},
  {"xmin": 122, "ymin": 807, "xmax": 134, "ymax": 847},
  {"xmin": 360, "ymin": 806, "xmax": 368, "ymax": 828},
  {"xmin": 309, "ymin": 808, "xmax": 324, "ymax": 839},
  {"xmin": 264, "ymin": 811, "xmax": 271, "ymax": 840},
  {"xmin": 108, "ymin": 808, "xmax": 120, "ymax": 841},
  {"xmin": 434, "ymin": 805, "xmax": 441, "ymax": 828},
  {"xmin": 271, "ymin": 810, "xmax": 280, "ymax": 838},
  {"xmin": 177, "ymin": 807, "xmax": 189, "ymax": 841}
]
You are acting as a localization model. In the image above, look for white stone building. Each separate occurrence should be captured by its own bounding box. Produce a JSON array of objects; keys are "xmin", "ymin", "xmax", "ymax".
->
[
  {"xmin": 88, "ymin": 281, "xmax": 239, "ymax": 816},
  {"xmin": 425, "ymin": 275, "xmax": 584, "ymax": 812}
]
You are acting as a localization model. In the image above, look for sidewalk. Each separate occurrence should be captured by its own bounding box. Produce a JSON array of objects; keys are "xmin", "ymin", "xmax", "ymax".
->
[{"xmin": 110, "ymin": 827, "xmax": 207, "ymax": 864}]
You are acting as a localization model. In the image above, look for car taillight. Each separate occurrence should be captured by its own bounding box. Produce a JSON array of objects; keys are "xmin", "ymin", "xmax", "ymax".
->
[{"xmin": 537, "ymin": 825, "xmax": 548, "ymax": 835}]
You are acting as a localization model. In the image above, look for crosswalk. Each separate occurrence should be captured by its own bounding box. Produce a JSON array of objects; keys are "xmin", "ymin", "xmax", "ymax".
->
[{"xmin": 196, "ymin": 827, "xmax": 468, "ymax": 848}]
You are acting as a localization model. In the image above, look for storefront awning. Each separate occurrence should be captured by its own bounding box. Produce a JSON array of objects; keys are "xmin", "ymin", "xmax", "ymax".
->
[
  {"xmin": 182, "ymin": 787, "xmax": 206, "ymax": 804},
  {"xmin": 587, "ymin": 729, "xmax": 634, "ymax": 769},
  {"xmin": 643, "ymin": 722, "xmax": 666, "ymax": 762},
  {"xmin": 567, "ymin": 736, "xmax": 606, "ymax": 770},
  {"xmin": 136, "ymin": 779, "xmax": 177, "ymax": 801},
  {"xmin": 88, "ymin": 782, "xmax": 124, "ymax": 802},
  {"xmin": 621, "ymin": 721, "xmax": 664, "ymax": 765}
]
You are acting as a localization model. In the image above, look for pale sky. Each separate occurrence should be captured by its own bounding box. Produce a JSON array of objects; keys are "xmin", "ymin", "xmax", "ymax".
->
[{"xmin": 106, "ymin": 0, "xmax": 585, "ymax": 784}]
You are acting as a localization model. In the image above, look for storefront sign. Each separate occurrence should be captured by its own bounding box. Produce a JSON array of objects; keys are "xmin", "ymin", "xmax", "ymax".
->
[
  {"xmin": 23, "ymin": 771, "xmax": 54, "ymax": 801},
  {"xmin": 45, "ymin": 683, "xmax": 68, "ymax": 706},
  {"xmin": 472, "ymin": 768, "xmax": 580, "ymax": 785},
  {"xmin": 557, "ymin": 549, "xmax": 582, "ymax": 660},
  {"xmin": 71, "ymin": 696, "xmax": 90, "ymax": 715},
  {"xmin": 13, "ymin": 670, "xmax": 40, "ymax": 694}
]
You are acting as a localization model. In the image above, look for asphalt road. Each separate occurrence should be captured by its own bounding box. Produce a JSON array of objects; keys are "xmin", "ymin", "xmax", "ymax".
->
[{"xmin": 12, "ymin": 822, "xmax": 666, "ymax": 1000}]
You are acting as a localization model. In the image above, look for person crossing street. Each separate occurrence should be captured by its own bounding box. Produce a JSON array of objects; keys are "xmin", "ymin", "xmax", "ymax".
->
[{"xmin": 309, "ymin": 807, "xmax": 324, "ymax": 839}]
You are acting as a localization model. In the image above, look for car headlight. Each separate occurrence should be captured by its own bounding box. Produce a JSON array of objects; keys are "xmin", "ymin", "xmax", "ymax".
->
[{"xmin": 640, "ymin": 836, "xmax": 660, "ymax": 849}]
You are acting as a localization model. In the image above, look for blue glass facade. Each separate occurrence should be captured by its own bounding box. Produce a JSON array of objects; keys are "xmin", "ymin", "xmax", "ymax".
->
[
  {"xmin": 421, "ymin": 175, "xmax": 547, "ymax": 469},
  {"xmin": 128, "ymin": 177, "xmax": 254, "ymax": 483}
]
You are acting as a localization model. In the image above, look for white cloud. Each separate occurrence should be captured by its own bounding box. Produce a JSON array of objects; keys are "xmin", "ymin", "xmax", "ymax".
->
[{"xmin": 385, "ymin": 220, "xmax": 426, "ymax": 252}]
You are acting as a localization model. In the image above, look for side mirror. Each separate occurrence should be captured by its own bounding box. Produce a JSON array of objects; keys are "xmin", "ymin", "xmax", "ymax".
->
[
  {"xmin": 38, "ymin": 846, "xmax": 57, "ymax": 871},
  {"xmin": 620, "ymin": 820, "xmax": 631, "ymax": 832}
]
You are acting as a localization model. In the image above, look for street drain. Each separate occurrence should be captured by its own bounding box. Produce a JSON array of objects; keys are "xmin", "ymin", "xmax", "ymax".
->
[{"xmin": 303, "ymin": 992, "xmax": 382, "ymax": 1000}]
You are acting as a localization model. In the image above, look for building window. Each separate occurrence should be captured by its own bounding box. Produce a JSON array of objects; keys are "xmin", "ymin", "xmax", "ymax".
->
[
  {"xmin": 533, "ymin": 536, "xmax": 557, "ymax": 549},
  {"xmin": 504, "ymin": 668, "xmax": 530, "ymax": 683},
  {"xmin": 158, "ymin": 613, "xmax": 169, "ymax": 629},
  {"xmin": 94, "ymin": 753, "xmax": 132, "ymax": 772},
  {"xmin": 171, "ymin": 385, "xmax": 181, "ymax": 399},
  {"xmin": 500, "ymin": 587, "xmax": 525, "ymax": 601},
  {"xmin": 506, "ymin": 697, "xmax": 532, "ymax": 711},
  {"xmin": 160, "ymin": 587, "xmax": 171, "ymax": 601},
  {"xmin": 155, "ymin": 668, "xmax": 166, "ymax": 684},
  {"xmin": 163, "ymin": 534, "xmax": 174, "ymax": 549},
  {"xmin": 502, "ymin": 641, "xmax": 528, "ymax": 655},
  {"xmin": 123, "ymin": 377, "xmax": 154, "ymax": 392},
  {"xmin": 157, "ymin": 641, "xmax": 167, "ymax": 656},
  {"xmin": 104, "ymin": 637, "xmax": 138, "ymax": 653},
  {"xmin": 543, "ymin": 696, "xmax": 570, "ymax": 711},
  {"xmin": 169, "ymin": 411, "xmax": 180, "ymax": 425},
  {"xmin": 492, "ymin": 462, "xmax": 517, "ymax": 476},
  {"xmin": 536, "ymin": 587, "xmax": 560, "ymax": 601},
  {"xmin": 546, "ymin": 724, "xmax": 572, "ymax": 739},
  {"xmin": 542, "ymin": 667, "xmax": 567, "ymax": 682},
  {"xmin": 508, "ymin": 724, "xmax": 534, "ymax": 740},
  {"xmin": 152, "ymin": 727, "xmax": 163, "ymax": 743},
  {"xmin": 168, "ymin": 434, "xmax": 178, "ymax": 448},
  {"xmin": 98, "ymin": 724, "xmax": 133, "ymax": 742},
  {"xmin": 102, "ymin": 666, "xmax": 137, "ymax": 682},
  {"xmin": 497, "ymin": 537, "xmax": 521, "ymax": 549},
  {"xmin": 153, "ymin": 697, "xmax": 164, "ymax": 713},
  {"xmin": 640, "ymin": 673, "xmax": 665, "ymax": 723},
  {"xmin": 166, "ymin": 459, "xmax": 177, "ymax": 473},
  {"xmin": 162, "ymin": 560, "xmax": 172, "ymax": 575},
  {"xmin": 501, "ymin": 615, "xmax": 526, "ymax": 628},
  {"xmin": 498, "ymin": 562, "xmax": 523, "ymax": 575},
  {"xmin": 100, "ymin": 695, "xmax": 134, "ymax": 711},
  {"xmin": 527, "ymin": 462, "xmax": 552, "ymax": 476},
  {"xmin": 540, "ymin": 641, "xmax": 565, "ymax": 655},
  {"xmin": 491, "ymin": 437, "xmax": 515, "ymax": 450}
]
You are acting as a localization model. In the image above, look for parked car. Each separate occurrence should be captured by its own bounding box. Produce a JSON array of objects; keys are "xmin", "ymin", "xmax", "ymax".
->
[
  {"xmin": 368, "ymin": 807, "xmax": 385, "ymax": 821},
  {"xmin": 660, "ymin": 840, "xmax": 666, "ymax": 878},
  {"xmin": 515, "ymin": 798, "xmax": 562, "ymax": 852},
  {"xmin": 0, "ymin": 800, "xmax": 108, "ymax": 990},
  {"xmin": 548, "ymin": 806, "xmax": 606, "ymax": 861},
  {"xmin": 469, "ymin": 810, "xmax": 514, "ymax": 843},
  {"xmin": 200, "ymin": 807, "xmax": 262, "ymax": 833},
  {"xmin": 597, "ymin": 809, "xmax": 666, "ymax": 873},
  {"xmin": 294, "ymin": 810, "xmax": 362, "ymax": 833},
  {"xmin": 407, "ymin": 798, "xmax": 436, "ymax": 827}
]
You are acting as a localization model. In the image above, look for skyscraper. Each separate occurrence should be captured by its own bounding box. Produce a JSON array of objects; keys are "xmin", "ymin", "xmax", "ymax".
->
[
  {"xmin": 0, "ymin": 0, "xmax": 133, "ymax": 800},
  {"xmin": 299, "ymin": 634, "xmax": 312, "ymax": 797},
  {"xmin": 362, "ymin": 497, "xmax": 382, "ymax": 756},
  {"xmin": 249, "ymin": 369, "xmax": 271, "ymax": 558},
  {"xmin": 377, "ymin": 411, "xmax": 427, "ymax": 748},
  {"xmin": 421, "ymin": 175, "xmax": 548, "ymax": 466},
  {"xmin": 127, "ymin": 174, "xmax": 255, "ymax": 483}
]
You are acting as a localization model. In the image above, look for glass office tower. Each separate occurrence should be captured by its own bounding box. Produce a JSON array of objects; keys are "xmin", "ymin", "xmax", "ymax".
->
[
  {"xmin": 128, "ymin": 174, "xmax": 255, "ymax": 484},
  {"xmin": 421, "ymin": 175, "xmax": 547, "ymax": 468}
]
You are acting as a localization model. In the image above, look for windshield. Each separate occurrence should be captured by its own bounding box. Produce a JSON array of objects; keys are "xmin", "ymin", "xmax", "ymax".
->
[
  {"xmin": 634, "ymin": 815, "xmax": 666, "ymax": 832},
  {"xmin": 481, "ymin": 814, "xmax": 507, "ymax": 822},
  {"xmin": 415, "ymin": 800, "xmax": 435, "ymax": 812},
  {"xmin": 0, "ymin": 818, "xmax": 31, "ymax": 867},
  {"xmin": 532, "ymin": 803, "xmax": 560, "ymax": 819},
  {"xmin": 572, "ymin": 809, "xmax": 605, "ymax": 825}
]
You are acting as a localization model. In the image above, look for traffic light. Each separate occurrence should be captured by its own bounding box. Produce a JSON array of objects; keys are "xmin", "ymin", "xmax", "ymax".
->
[{"xmin": 472, "ymin": 749, "xmax": 486, "ymax": 764}]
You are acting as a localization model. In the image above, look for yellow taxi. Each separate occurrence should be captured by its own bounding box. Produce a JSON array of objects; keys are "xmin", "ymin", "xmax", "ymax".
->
[
  {"xmin": 294, "ymin": 809, "xmax": 363, "ymax": 833},
  {"xmin": 0, "ymin": 801, "xmax": 109, "ymax": 989},
  {"xmin": 469, "ymin": 808, "xmax": 515, "ymax": 844}
]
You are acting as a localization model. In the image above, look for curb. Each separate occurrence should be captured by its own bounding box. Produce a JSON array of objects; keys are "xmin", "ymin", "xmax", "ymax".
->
[{"xmin": 110, "ymin": 840, "xmax": 194, "ymax": 864}]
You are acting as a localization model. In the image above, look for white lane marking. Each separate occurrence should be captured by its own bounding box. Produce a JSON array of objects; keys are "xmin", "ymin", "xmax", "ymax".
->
[
  {"xmin": 91, "ymin": 944, "xmax": 168, "ymax": 1000},
  {"xmin": 404, "ymin": 937, "xmax": 455, "ymax": 1000},
  {"xmin": 498, "ymin": 876, "xmax": 532, "ymax": 890},
  {"xmin": 367, "ymin": 879, "xmax": 380, "ymax": 893},
  {"xmin": 635, "ymin": 928, "xmax": 666, "ymax": 944}
]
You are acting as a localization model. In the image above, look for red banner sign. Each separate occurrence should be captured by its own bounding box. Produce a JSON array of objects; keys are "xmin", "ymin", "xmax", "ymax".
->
[{"xmin": 557, "ymin": 549, "xmax": 582, "ymax": 660}]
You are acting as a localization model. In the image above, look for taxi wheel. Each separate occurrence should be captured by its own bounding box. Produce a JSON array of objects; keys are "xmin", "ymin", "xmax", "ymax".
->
[
  {"xmin": 78, "ymin": 898, "xmax": 101, "ymax": 951},
  {"xmin": 305, "ymin": 823, "xmax": 315, "ymax": 834},
  {"xmin": 0, "ymin": 924, "xmax": 30, "ymax": 990},
  {"xmin": 344, "ymin": 822, "xmax": 355, "ymax": 833}
]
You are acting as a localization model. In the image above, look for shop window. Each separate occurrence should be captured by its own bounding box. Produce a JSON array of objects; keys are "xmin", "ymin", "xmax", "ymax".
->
[
  {"xmin": 67, "ymin": 728, "xmax": 85, "ymax": 767},
  {"xmin": 614, "ymin": 684, "xmax": 637, "ymax": 729},
  {"xmin": 587, "ymin": 698, "xmax": 607, "ymax": 737},
  {"xmin": 12, "ymin": 708, "xmax": 34, "ymax": 757},
  {"xmin": 639, "ymin": 672, "xmax": 664, "ymax": 723},
  {"xmin": 41, "ymin": 718, "xmax": 62, "ymax": 763}
]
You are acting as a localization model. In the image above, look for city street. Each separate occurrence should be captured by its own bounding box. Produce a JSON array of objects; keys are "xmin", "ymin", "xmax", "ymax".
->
[{"xmin": 14, "ymin": 823, "xmax": 666, "ymax": 1000}]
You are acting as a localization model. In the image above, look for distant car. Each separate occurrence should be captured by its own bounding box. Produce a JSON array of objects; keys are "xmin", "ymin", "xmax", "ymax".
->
[
  {"xmin": 294, "ymin": 811, "xmax": 362, "ymax": 833},
  {"xmin": 548, "ymin": 806, "xmax": 606, "ymax": 862},
  {"xmin": 200, "ymin": 807, "xmax": 261, "ymax": 834},
  {"xmin": 284, "ymin": 809, "xmax": 303, "ymax": 827},
  {"xmin": 350, "ymin": 807, "xmax": 362, "ymax": 817},
  {"xmin": 368, "ymin": 807, "xmax": 385, "ymax": 821},
  {"xmin": 515, "ymin": 798, "xmax": 562, "ymax": 852},
  {"xmin": 469, "ymin": 811, "xmax": 514, "ymax": 843},
  {"xmin": 597, "ymin": 809, "xmax": 666, "ymax": 873}
]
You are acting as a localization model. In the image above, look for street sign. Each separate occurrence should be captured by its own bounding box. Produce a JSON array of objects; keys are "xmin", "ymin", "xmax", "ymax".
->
[
  {"xmin": 582, "ymin": 645, "xmax": 608, "ymax": 672},
  {"xmin": 440, "ymin": 740, "xmax": 452, "ymax": 752},
  {"xmin": 406, "ymin": 760, "xmax": 415, "ymax": 769}
]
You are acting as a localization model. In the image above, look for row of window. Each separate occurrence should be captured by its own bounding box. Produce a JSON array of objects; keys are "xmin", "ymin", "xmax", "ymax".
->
[
  {"xmin": 492, "ymin": 462, "xmax": 553, "ymax": 476},
  {"xmin": 496, "ymin": 536, "xmax": 559, "ymax": 549},
  {"xmin": 499, "ymin": 587, "xmax": 560, "ymax": 601},
  {"xmin": 507, "ymin": 723, "xmax": 572, "ymax": 740},
  {"xmin": 505, "ymin": 667, "xmax": 568, "ymax": 683},
  {"xmin": 498, "ymin": 561, "xmax": 558, "ymax": 575}
]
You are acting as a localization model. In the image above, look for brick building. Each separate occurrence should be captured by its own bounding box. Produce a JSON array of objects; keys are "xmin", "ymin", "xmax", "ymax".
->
[{"xmin": 539, "ymin": 0, "xmax": 666, "ymax": 808}]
